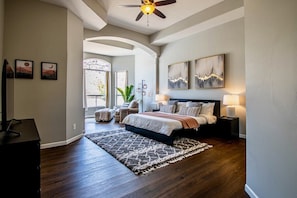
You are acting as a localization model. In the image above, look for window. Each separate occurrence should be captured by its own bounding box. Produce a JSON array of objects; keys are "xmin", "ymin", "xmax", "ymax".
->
[
  {"xmin": 83, "ymin": 58, "xmax": 111, "ymax": 109},
  {"xmin": 115, "ymin": 71, "xmax": 127, "ymax": 106}
]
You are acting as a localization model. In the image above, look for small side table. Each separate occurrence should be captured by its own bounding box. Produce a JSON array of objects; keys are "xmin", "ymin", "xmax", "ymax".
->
[{"xmin": 217, "ymin": 116, "xmax": 239, "ymax": 138}]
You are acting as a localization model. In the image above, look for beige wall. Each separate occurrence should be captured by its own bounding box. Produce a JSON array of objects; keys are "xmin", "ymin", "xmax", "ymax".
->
[
  {"xmin": 66, "ymin": 10, "xmax": 84, "ymax": 140},
  {"xmin": 159, "ymin": 18, "xmax": 246, "ymax": 135},
  {"xmin": 0, "ymin": 0, "xmax": 3, "ymax": 62},
  {"xmin": 3, "ymin": 0, "xmax": 84, "ymax": 145},
  {"xmin": 245, "ymin": 0, "xmax": 297, "ymax": 197}
]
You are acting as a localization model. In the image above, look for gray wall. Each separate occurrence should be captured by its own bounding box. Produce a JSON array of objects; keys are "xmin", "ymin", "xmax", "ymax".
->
[
  {"xmin": 245, "ymin": 0, "xmax": 297, "ymax": 197},
  {"xmin": 3, "ymin": 0, "xmax": 84, "ymax": 145},
  {"xmin": 159, "ymin": 18, "xmax": 246, "ymax": 135},
  {"xmin": 135, "ymin": 51, "xmax": 156, "ymax": 112}
]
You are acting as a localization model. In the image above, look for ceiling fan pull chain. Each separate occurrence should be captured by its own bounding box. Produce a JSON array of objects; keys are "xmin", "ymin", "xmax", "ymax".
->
[{"xmin": 146, "ymin": 15, "xmax": 149, "ymax": 27}]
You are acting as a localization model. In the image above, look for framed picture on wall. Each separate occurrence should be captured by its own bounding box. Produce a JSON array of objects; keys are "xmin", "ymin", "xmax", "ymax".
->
[
  {"xmin": 168, "ymin": 61, "xmax": 189, "ymax": 89},
  {"xmin": 41, "ymin": 62, "xmax": 57, "ymax": 80},
  {"xmin": 194, "ymin": 54, "xmax": 224, "ymax": 89},
  {"xmin": 15, "ymin": 59, "xmax": 34, "ymax": 79}
]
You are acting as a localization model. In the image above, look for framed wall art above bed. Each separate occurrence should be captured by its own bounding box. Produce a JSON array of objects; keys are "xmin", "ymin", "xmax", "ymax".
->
[
  {"xmin": 194, "ymin": 54, "xmax": 224, "ymax": 89},
  {"xmin": 168, "ymin": 61, "xmax": 189, "ymax": 89}
]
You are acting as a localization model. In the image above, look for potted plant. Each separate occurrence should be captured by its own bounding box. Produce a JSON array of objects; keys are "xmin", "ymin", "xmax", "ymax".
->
[{"xmin": 116, "ymin": 85, "xmax": 135, "ymax": 103}]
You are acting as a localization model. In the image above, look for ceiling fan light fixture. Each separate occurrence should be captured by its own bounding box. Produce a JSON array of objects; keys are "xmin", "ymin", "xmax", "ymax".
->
[{"xmin": 141, "ymin": 4, "xmax": 155, "ymax": 15}]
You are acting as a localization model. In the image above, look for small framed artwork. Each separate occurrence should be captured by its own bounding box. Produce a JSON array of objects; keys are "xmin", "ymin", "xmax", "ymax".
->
[
  {"xmin": 5, "ymin": 60, "xmax": 14, "ymax": 78},
  {"xmin": 194, "ymin": 54, "xmax": 224, "ymax": 89},
  {"xmin": 15, "ymin": 59, "xmax": 34, "ymax": 79},
  {"xmin": 41, "ymin": 62, "xmax": 57, "ymax": 80},
  {"xmin": 168, "ymin": 61, "xmax": 189, "ymax": 89}
]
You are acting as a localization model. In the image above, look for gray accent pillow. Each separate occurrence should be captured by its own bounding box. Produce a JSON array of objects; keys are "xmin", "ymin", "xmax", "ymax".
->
[
  {"xmin": 178, "ymin": 106, "xmax": 188, "ymax": 115},
  {"xmin": 160, "ymin": 105, "xmax": 176, "ymax": 113},
  {"xmin": 187, "ymin": 106, "xmax": 202, "ymax": 117}
]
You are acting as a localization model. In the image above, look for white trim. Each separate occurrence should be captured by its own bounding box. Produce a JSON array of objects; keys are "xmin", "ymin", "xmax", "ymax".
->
[
  {"xmin": 239, "ymin": 133, "xmax": 246, "ymax": 139},
  {"xmin": 245, "ymin": 184, "xmax": 259, "ymax": 198},
  {"xmin": 66, "ymin": 133, "xmax": 84, "ymax": 145},
  {"xmin": 40, "ymin": 133, "xmax": 84, "ymax": 149}
]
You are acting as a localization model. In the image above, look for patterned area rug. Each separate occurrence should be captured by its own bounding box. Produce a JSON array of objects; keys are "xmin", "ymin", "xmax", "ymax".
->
[{"xmin": 85, "ymin": 128, "xmax": 212, "ymax": 175}]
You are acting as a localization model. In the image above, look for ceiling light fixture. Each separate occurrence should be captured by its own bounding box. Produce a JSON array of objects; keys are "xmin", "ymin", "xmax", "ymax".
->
[
  {"xmin": 122, "ymin": 0, "xmax": 176, "ymax": 22},
  {"xmin": 141, "ymin": 4, "xmax": 155, "ymax": 15},
  {"xmin": 141, "ymin": 4, "xmax": 155, "ymax": 26}
]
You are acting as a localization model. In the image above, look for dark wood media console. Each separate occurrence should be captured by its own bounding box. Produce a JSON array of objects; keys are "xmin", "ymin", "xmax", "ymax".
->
[{"xmin": 0, "ymin": 119, "xmax": 40, "ymax": 197}]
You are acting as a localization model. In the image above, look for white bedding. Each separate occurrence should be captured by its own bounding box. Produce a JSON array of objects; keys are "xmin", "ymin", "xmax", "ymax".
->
[{"xmin": 122, "ymin": 112, "xmax": 217, "ymax": 136}]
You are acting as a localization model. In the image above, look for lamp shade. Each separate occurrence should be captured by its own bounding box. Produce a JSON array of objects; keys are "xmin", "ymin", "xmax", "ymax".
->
[
  {"xmin": 223, "ymin": 95, "xmax": 239, "ymax": 106},
  {"xmin": 155, "ymin": 94, "xmax": 166, "ymax": 101}
]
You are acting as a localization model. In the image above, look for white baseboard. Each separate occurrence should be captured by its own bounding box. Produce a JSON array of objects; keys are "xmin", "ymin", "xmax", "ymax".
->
[
  {"xmin": 239, "ymin": 133, "xmax": 246, "ymax": 139},
  {"xmin": 245, "ymin": 184, "xmax": 259, "ymax": 198},
  {"xmin": 41, "ymin": 133, "xmax": 83, "ymax": 149}
]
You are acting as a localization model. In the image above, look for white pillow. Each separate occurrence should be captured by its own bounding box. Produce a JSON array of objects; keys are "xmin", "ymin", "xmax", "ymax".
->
[{"xmin": 200, "ymin": 102, "xmax": 215, "ymax": 115}]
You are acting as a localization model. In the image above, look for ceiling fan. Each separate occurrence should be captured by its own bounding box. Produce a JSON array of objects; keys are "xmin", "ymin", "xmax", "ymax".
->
[{"xmin": 122, "ymin": 0, "xmax": 177, "ymax": 21}]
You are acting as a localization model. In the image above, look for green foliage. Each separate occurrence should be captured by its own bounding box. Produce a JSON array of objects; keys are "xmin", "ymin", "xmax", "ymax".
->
[
  {"xmin": 116, "ymin": 85, "xmax": 135, "ymax": 103},
  {"xmin": 97, "ymin": 79, "xmax": 105, "ymax": 95}
]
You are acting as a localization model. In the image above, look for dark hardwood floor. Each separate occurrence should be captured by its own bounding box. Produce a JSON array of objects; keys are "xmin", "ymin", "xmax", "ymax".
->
[{"xmin": 40, "ymin": 118, "xmax": 249, "ymax": 198}]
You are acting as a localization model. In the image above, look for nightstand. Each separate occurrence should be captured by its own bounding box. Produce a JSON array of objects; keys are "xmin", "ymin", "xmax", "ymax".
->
[{"xmin": 217, "ymin": 116, "xmax": 239, "ymax": 138}]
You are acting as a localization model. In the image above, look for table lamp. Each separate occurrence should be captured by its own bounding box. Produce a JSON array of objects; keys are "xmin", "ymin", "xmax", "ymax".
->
[{"xmin": 223, "ymin": 94, "xmax": 239, "ymax": 117}]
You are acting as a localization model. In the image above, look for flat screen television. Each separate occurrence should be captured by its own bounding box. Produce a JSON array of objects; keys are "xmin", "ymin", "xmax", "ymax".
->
[{"xmin": 1, "ymin": 59, "xmax": 20, "ymax": 136}]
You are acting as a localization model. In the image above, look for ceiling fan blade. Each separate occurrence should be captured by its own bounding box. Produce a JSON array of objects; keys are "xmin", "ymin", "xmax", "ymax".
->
[
  {"xmin": 155, "ymin": 0, "xmax": 176, "ymax": 6},
  {"xmin": 153, "ymin": 9, "xmax": 166, "ymax": 19},
  {"xmin": 121, "ymin": 5, "xmax": 141, "ymax": 7},
  {"xmin": 136, "ymin": 12, "xmax": 144, "ymax": 21},
  {"xmin": 141, "ymin": 0, "xmax": 154, "ymax": 4}
]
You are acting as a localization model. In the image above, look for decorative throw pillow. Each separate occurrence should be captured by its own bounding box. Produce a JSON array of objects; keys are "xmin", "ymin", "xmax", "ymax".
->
[
  {"xmin": 176, "ymin": 102, "xmax": 186, "ymax": 113},
  {"xmin": 128, "ymin": 100, "xmax": 138, "ymax": 108},
  {"xmin": 168, "ymin": 100, "xmax": 178, "ymax": 106},
  {"xmin": 178, "ymin": 106, "xmax": 188, "ymax": 115},
  {"xmin": 160, "ymin": 105, "xmax": 176, "ymax": 113},
  {"xmin": 187, "ymin": 106, "xmax": 202, "ymax": 117},
  {"xmin": 167, "ymin": 100, "xmax": 178, "ymax": 113},
  {"xmin": 200, "ymin": 102, "xmax": 215, "ymax": 115}
]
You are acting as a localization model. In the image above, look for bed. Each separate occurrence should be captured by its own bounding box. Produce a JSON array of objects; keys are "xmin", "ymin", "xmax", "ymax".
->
[{"xmin": 122, "ymin": 99, "xmax": 221, "ymax": 145}]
